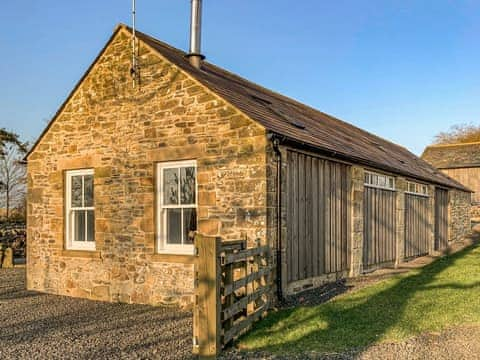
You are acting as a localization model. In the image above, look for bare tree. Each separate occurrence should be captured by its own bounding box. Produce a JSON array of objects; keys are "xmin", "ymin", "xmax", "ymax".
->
[
  {"xmin": 433, "ymin": 123, "xmax": 480, "ymax": 145},
  {"xmin": 0, "ymin": 143, "xmax": 27, "ymax": 220},
  {"xmin": 0, "ymin": 128, "xmax": 26, "ymax": 155}
]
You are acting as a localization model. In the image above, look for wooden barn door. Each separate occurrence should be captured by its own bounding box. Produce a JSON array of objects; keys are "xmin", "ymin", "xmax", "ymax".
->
[
  {"xmin": 285, "ymin": 150, "xmax": 350, "ymax": 286},
  {"xmin": 404, "ymin": 193, "xmax": 430, "ymax": 259},
  {"xmin": 435, "ymin": 188, "xmax": 449, "ymax": 251},
  {"xmin": 363, "ymin": 187, "xmax": 396, "ymax": 271}
]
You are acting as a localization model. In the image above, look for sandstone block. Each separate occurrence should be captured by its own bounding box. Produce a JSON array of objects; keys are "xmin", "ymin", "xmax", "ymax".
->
[
  {"xmin": 198, "ymin": 219, "xmax": 221, "ymax": 235},
  {"xmin": 95, "ymin": 167, "xmax": 112, "ymax": 178},
  {"xmin": 2, "ymin": 248, "xmax": 13, "ymax": 268},
  {"xmin": 29, "ymin": 188, "xmax": 44, "ymax": 204},
  {"xmin": 198, "ymin": 191, "xmax": 216, "ymax": 206},
  {"xmin": 92, "ymin": 285, "xmax": 110, "ymax": 300}
]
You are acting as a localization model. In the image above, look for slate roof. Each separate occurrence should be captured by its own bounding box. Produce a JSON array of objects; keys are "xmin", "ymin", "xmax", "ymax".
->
[
  {"xmin": 27, "ymin": 24, "xmax": 469, "ymax": 191},
  {"xmin": 422, "ymin": 142, "xmax": 480, "ymax": 169}
]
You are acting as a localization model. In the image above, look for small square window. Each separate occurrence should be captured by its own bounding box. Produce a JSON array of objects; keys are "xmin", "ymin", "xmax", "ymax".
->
[
  {"xmin": 365, "ymin": 171, "xmax": 395, "ymax": 190},
  {"xmin": 407, "ymin": 181, "xmax": 429, "ymax": 196}
]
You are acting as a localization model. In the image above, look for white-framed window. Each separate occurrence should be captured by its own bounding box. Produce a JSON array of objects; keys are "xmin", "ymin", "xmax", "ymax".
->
[
  {"xmin": 65, "ymin": 169, "xmax": 95, "ymax": 251},
  {"xmin": 406, "ymin": 181, "xmax": 429, "ymax": 196},
  {"xmin": 157, "ymin": 160, "xmax": 197, "ymax": 254},
  {"xmin": 364, "ymin": 171, "xmax": 395, "ymax": 191}
]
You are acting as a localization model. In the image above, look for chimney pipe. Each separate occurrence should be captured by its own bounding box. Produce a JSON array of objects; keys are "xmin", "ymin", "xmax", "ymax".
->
[{"xmin": 187, "ymin": 0, "xmax": 205, "ymax": 68}]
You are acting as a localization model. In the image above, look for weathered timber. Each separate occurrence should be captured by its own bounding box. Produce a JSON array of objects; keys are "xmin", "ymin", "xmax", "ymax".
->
[
  {"xmin": 221, "ymin": 285, "xmax": 269, "ymax": 321},
  {"xmin": 404, "ymin": 193, "xmax": 430, "ymax": 259},
  {"xmin": 194, "ymin": 234, "xmax": 271, "ymax": 358},
  {"xmin": 221, "ymin": 246, "xmax": 270, "ymax": 265},
  {"xmin": 193, "ymin": 235, "xmax": 222, "ymax": 357},
  {"xmin": 222, "ymin": 302, "xmax": 269, "ymax": 344},
  {"xmin": 222, "ymin": 266, "xmax": 271, "ymax": 296},
  {"xmin": 285, "ymin": 150, "xmax": 350, "ymax": 285},
  {"xmin": 363, "ymin": 186, "xmax": 396, "ymax": 270}
]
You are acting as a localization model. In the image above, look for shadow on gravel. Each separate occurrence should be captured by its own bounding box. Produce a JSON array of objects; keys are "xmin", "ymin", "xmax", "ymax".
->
[
  {"xmin": 0, "ymin": 268, "xmax": 194, "ymax": 359},
  {"xmin": 0, "ymin": 289, "xmax": 47, "ymax": 301},
  {"xmin": 280, "ymin": 280, "xmax": 353, "ymax": 309},
  {"xmin": 241, "ymin": 243, "xmax": 480, "ymax": 356}
]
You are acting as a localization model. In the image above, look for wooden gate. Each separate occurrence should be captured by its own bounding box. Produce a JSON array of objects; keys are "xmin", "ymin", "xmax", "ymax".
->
[
  {"xmin": 286, "ymin": 150, "xmax": 350, "ymax": 286},
  {"xmin": 404, "ymin": 194, "xmax": 430, "ymax": 258},
  {"xmin": 193, "ymin": 235, "xmax": 271, "ymax": 357},
  {"xmin": 363, "ymin": 187, "xmax": 396, "ymax": 270},
  {"xmin": 435, "ymin": 188, "xmax": 449, "ymax": 251}
]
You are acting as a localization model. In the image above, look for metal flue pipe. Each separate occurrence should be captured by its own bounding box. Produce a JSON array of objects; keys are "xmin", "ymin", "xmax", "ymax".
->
[{"xmin": 187, "ymin": 0, "xmax": 205, "ymax": 68}]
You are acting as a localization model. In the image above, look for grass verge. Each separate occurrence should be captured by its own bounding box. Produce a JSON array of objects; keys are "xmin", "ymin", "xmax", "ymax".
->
[{"xmin": 239, "ymin": 244, "xmax": 480, "ymax": 355}]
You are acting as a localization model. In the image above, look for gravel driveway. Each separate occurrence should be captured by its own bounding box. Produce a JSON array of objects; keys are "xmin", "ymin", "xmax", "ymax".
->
[
  {"xmin": 0, "ymin": 268, "xmax": 193, "ymax": 360},
  {"xmin": 3, "ymin": 267, "xmax": 478, "ymax": 360}
]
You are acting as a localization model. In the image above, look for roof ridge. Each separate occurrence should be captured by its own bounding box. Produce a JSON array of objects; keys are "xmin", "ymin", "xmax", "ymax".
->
[{"xmin": 425, "ymin": 141, "xmax": 480, "ymax": 149}]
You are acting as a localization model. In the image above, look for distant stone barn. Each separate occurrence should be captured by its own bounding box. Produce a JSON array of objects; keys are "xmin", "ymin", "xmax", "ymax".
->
[
  {"xmin": 423, "ymin": 142, "xmax": 479, "ymax": 220},
  {"xmin": 26, "ymin": 24, "xmax": 471, "ymax": 306}
]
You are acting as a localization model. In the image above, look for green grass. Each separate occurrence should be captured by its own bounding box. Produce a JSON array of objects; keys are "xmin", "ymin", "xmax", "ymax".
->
[{"xmin": 239, "ymin": 244, "xmax": 480, "ymax": 355}]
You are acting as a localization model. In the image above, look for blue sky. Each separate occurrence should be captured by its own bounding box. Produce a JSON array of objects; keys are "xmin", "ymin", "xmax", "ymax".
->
[{"xmin": 1, "ymin": 0, "xmax": 479, "ymax": 155}]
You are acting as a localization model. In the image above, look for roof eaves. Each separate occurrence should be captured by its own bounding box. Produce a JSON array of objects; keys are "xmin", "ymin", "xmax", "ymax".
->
[{"xmin": 271, "ymin": 131, "xmax": 471, "ymax": 192}]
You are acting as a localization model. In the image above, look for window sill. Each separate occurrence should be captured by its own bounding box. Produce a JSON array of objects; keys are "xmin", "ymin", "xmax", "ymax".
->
[
  {"xmin": 148, "ymin": 253, "xmax": 196, "ymax": 264},
  {"xmin": 61, "ymin": 250, "xmax": 101, "ymax": 259}
]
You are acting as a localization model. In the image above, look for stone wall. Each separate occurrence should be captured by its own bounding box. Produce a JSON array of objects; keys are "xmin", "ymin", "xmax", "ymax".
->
[
  {"xmin": 349, "ymin": 166, "xmax": 364, "ymax": 277},
  {"xmin": 470, "ymin": 204, "xmax": 480, "ymax": 223},
  {"xmin": 26, "ymin": 27, "xmax": 269, "ymax": 307},
  {"xmin": 449, "ymin": 189, "xmax": 471, "ymax": 243},
  {"xmin": 395, "ymin": 177, "xmax": 407, "ymax": 264}
]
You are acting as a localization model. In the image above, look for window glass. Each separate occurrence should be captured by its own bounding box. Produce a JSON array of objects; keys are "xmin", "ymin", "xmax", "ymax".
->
[
  {"xmin": 87, "ymin": 210, "xmax": 95, "ymax": 241},
  {"xmin": 166, "ymin": 208, "xmax": 182, "ymax": 244},
  {"xmin": 74, "ymin": 210, "xmax": 85, "ymax": 242},
  {"xmin": 181, "ymin": 167, "xmax": 196, "ymax": 205},
  {"xmin": 364, "ymin": 173, "xmax": 370, "ymax": 184},
  {"xmin": 163, "ymin": 168, "xmax": 179, "ymax": 205},
  {"xmin": 378, "ymin": 176, "xmax": 386, "ymax": 187},
  {"xmin": 183, "ymin": 208, "xmax": 197, "ymax": 244},
  {"xmin": 71, "ymin": 176, "xmax": 83, "ymax": 207},
  {"xmin": 84, "ymin": 175, "xmax": 94, "ymax": 207}
]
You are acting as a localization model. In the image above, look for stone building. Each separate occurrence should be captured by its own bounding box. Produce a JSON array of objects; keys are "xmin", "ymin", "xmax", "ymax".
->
[
  {"xmin": 423, "ymin": 142, "xmax": 480, "ymax": 220},
  {"xmin": 26, "ymin": 24, "xmax": 471, "ymax": 307}
]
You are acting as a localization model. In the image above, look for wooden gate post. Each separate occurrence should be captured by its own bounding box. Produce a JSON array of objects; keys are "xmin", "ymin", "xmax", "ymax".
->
[{"xmin": 193, "ymin": 234, "xmax": 222, "ymax": 359}]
